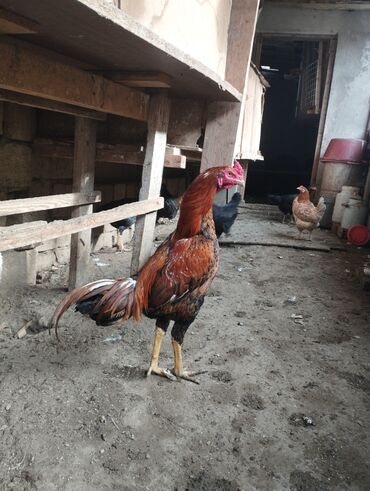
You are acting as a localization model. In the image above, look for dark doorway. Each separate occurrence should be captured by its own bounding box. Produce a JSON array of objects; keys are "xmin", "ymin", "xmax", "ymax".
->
[{"xmin": 247, "ymin": 37, "xmax": 332, "ymax": 200}]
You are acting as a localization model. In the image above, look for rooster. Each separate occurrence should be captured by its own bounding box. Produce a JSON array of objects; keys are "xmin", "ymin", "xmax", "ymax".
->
[
  {"xmin": 50, "ymin": 162, "xmax": 244, "ymax": 383},
  {"xmin": 292, "ymin": 185, "xmax": 326, "ymax": 240}
]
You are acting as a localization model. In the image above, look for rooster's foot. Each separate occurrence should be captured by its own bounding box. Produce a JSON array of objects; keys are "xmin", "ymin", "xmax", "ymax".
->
[
  {"xmin": 172, "ymin": 369, "xmax": 207, "ymax": 385},
  {"xmin": 147, "ymin": 365, "xmax": 177, "ymax": 381},
  {"xmin": 115, "ymin": 246, "xmax": 132, "ymax": 253}
]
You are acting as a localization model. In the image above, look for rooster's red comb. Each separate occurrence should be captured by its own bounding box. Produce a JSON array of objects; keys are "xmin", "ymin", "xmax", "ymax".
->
[{"xmin": 232, "ymin": 159, "xmax": 244, "ymax": 177}]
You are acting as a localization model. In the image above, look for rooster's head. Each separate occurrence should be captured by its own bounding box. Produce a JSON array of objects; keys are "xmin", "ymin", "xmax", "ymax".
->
[{"xmin": 215, "ymin": 160, "xmax": 245, "ymax": 190}]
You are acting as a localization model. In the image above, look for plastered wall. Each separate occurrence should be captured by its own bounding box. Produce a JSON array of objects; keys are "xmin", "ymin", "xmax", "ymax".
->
[{"xmin": 257, "ymin": 5, "xmax": 370, "ymax": 182}]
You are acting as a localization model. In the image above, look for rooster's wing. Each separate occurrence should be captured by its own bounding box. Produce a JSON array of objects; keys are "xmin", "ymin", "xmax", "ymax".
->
[{"xmin": 147, "ymin": 235, "xmax": 218, "ymax": 313}]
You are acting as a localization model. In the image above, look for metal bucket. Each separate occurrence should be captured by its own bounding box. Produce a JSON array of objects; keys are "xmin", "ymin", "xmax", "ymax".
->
[{"xmin": 320, "ymin": 160, "xmax": 367, "ymax": 198}]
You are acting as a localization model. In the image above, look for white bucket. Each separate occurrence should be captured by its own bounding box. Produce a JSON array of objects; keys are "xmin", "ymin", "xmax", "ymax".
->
[
  {"xmin": 341, "ymin": 197, "xmax": 368, "ymax": 230},
  {"xmin": 332, "ymin": 186, "xmax": 360, "ymax": 224}
]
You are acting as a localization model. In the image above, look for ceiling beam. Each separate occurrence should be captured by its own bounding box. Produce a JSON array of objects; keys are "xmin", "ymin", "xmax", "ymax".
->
[
  {"xmin": 0, "ymin": 40, "xmax": 149, "ymax": 121},
  {"xmin": 0, "ymin": 7, "xmax": 38, "ymax": 34},
  {"xmin": 104, "ymin": 71, "xmax": 172, "ymax": 89},
  {"xmin": 0, "ymin": 89, "xmax": 106, "ymax": 120}
]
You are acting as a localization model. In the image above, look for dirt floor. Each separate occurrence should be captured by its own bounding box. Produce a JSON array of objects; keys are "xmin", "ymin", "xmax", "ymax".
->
[{"xmin": 0, "ymin": 208, "xmax": 370, "ymax": 491}]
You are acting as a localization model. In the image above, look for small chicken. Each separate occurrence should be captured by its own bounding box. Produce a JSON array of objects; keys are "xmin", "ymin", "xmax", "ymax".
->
[{"xmin": 292, "ymin": 185, "xmax": 326, "ymax": 240}]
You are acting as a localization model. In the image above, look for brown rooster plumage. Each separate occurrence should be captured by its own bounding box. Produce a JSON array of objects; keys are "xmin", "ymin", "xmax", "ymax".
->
[{"xmin": 50, "ymin": 161, "xmax": 244, "ymax": 383}]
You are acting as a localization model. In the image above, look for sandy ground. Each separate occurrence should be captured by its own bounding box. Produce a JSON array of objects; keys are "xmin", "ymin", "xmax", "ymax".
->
[{"xmin": 0, "ymin": 209, "xmax": 369, "ymax": 491}]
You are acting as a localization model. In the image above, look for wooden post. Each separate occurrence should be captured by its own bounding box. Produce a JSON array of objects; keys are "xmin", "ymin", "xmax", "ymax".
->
[
  {"xmin": 201, "ymin": 0, "xmax": 260, "ymax": 204},
  {"xmin": 68, "ymin": 117, "xmax": 96, "ymax": 289},
  {"xmin": 130, "ymin": 92, "xmax": 171, "ymax": 275},
  {"xmin": 310, "ymin": 37, "xmax": 337, "ymax": 188}
]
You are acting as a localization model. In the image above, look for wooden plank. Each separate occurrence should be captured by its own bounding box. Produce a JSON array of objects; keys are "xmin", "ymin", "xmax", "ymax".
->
[
  {"xmin": 310, "ymin": 38, "xmax": 337, "ymax": 187},
  {"xmin": 164, "ymin": 155, "xmax": 186, "ymax": 169},
  {"xmin": 225, "ymin": 0, "xmax": 260, "ymax": 93},
  {"xmin": 0, "ymin": 7, "xmax": 38, "ymax": 34},
  {"xmin": 314, "ymin": 41, "xmax": 324, "ymax": 115},
  {"xmin": 33, "ymin": 139, "xmax": 144, "ymax": 165},
  {"xmin": 68, "ymin": 118, "xmax": 96, "ymax": 289},
  {"xmin": 0, "ymin": 192, "xmax": 101, "ymax": 217},
  {"xmin": 219, "ymin": 240, "xmax": 331, "ymax": 252},
  {"xmin": 0, "ymin": 89, "xmax": 106, "ymax": 120},
  {"xmin": 33, "ymin": 139, "xmax": 186, "ymax": 168},
  {"xmin": 104, "ymin": 71, "xmax": 172, "ymax": 88},
  {"xmin": 131, "ymin": 92, "xmax": 171, "ymax": 275},
  {"xmin": 202, "ymin": 1, "xmax": 259, "ymax": 204},
  {"xmin": 0, "ymin": 40, "xmax": 149, "ymax": 121},
  {"xmin": 0, "ymin": 198, "xmax": 163, "ymax": 253}
]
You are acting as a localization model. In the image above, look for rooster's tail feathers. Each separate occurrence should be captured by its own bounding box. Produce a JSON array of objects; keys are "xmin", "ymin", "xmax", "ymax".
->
[
  {"xmin": 49, "ymin": 278, "xmax": 137, "ymax": 340},
  {"xmin": 316, "ymin": 197, "xmax": 326, "ymax": 218}
]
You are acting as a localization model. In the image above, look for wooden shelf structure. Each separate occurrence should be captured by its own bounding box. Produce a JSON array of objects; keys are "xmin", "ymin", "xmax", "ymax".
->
[
  {"xmin": 0, "ymin": 0, "xmax": 262, "ymax": 287},
  {"xmin": 0, "ymin": 197, "xmax": 163, "ymax": 253},
  {"xmin": 32, "ymin": 140, "xmax": 187, "ymax": 170}
]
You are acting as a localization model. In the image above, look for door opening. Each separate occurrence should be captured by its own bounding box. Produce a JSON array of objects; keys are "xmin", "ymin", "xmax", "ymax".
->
[{"xmin": 246, "ymin": 36, "xmax": 335, "ymax": 200}]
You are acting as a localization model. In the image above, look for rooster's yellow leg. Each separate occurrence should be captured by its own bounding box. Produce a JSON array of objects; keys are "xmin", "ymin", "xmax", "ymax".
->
[
  {"xmin": 147, "ymin": 328, "xmax": 176, "ymax": 380},
  {"xmin": 171, "ymin": 338, "xmax": 206, "ymax": 384}
]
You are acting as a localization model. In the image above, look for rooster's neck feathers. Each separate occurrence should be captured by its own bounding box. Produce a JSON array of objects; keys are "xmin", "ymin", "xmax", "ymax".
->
[{"xmin": 174, "ymin": 171, "xmax": 219, "ymax": 239}]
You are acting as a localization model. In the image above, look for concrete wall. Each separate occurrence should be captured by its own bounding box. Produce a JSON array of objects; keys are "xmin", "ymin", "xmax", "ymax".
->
[
  {"xmin": 121, "ymin": 0, "xmax": 232, "ymax": 77},
  {"xmin": 257, "ymin": 5, "xmax": 370, "ymax": 162}
]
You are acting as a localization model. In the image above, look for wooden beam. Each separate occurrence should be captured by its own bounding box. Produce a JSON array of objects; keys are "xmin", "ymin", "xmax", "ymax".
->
[
  {"xmin": 33, "ymin": 139, "xmax": 186, "ymax": 169},
  {"xmin": 0, "ymin": 40, "xmax": 149, "ymax": 121},
  {"xmin": 0, "ymin": 7, "xmax": 38, "ymax": 34},
  {"xmin": 310, "ymin": 38, "xmax": 337, "ymax": 187},
  {"xmin": 0, "ymin": 198, "xmax": 164, "ymax": 253},
  {"xmin": 164, "ymin": 148, "xmax": 186, "ymax": 169},
  {"xmin": 68, "ymin": 118, "xmax": 96, "ymax": 289},
  {"xmin": 0, "ymin": 89, "xmax": 106, "ymax": 121},
  {"xmin": 104, "ymin": 71, "xmax": 172, "ymax": 88},
  {"xmin": 225, "ymin": 0, "xmax": 260, "ymax": 93},
  {"xmin": 131, "ymin": 92, "xmax": 171, "ymax": 275},
  {"xmin": 0, "ymin": 191, "xmax": 101, "ymax": 217},
  {"xmin": 203, "ymin": 0, "xmax": 260, "ymax": 204},
  {"xmin": 201, "ymin": 101, "xmax": 241, "ymax": 170}
]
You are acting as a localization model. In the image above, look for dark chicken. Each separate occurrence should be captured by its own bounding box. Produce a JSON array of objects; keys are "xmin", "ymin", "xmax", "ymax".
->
[
  {"xmin": 156, "ymin": 184, "xmax": 180, "ymax": 221},
  {"xmin": 99, "ymin": 197, "xmax": 136, "ymax": 252},
  {"xmin": 212, "ymin": 192, "xmax": 242, "ymax": 238},
  {"xmin": 267, "ymin": 193, "xmax": 297, "ymax": 223},
  {"xmin": 99, "ymin": 184, "xmax": 180, "ymax": 252},
  {"xmin": 50, "ymin": 162, "xmax": 245, "ymax": 383}
]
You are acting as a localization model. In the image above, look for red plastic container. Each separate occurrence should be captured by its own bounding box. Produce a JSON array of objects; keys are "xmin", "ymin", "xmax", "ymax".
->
[
  {"xmin": 347, "ymin": 225, "xmax": 370, "ymax": 246},
  {"xmin": 322, "ymin": 138, "xmax": 366, "ymax": 162}
]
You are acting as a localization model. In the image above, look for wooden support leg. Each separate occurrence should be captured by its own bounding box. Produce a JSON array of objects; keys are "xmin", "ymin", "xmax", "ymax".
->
[
  {"xmin": 201, "ymin": 0, "xmax": 259, "ymax": 205},
  {"xmin": 200, "ymin": 101, "xmax": 242, "ymax": 206},
  {"xmin": 130, "ymin": 92, "xmax": 171, "ymax": 276},
  {"xmin": 68, "ymin": 117, "xmax": 96, "ymax": 290}
]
